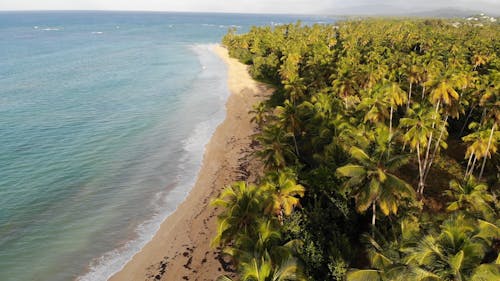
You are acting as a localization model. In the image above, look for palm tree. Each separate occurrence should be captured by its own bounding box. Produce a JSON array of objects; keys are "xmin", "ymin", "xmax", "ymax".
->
[
  {"xmin": 444, "ymin": 177, "xmax": 495, "ymax": 221},
  {"xmin": 283, "ymin": 76, "xmax": 306, "ymax": 106},
  {"xmin": 211, "ymin": 181, "xmax": 267, "ymax": 247},
  {"xmin": 400, "ymin": 105, "xmax": 438, "ymax": 195},
  {"xmin": 262, "ymin": 170, "xmax": 305, "ymax": 224},
  {"xmin": 383, "ymin": 82, "xmax": 408, "ymax": 141},
  {"xmin": 332, "ymin": 67, "xmax": 360, "ymax": 109},
  {"xmin": 218, "ymin": 240, "xmax": 306, "ymax": 281},
  {"xmin": 250, "ymin": 102, "xmax": 271, "ymax": 128},
  {"xmin": 223, "ymin": 218, "xmax": 282, "ymax": 266},
  {"xmin": 406, "ymin": 56, "xmax": 425, "ymax": 109},
  {"xmin": 463, "ymin": 123, "xmax": 499, "ymax": 180},
  {"xmin": 470, "ymin": 262, "xmax": 500, "ymax": 281},
  {"xmin": 276, "ymin": 100, "xmax": 302, "ymax": 157},
  {"xmin": 357, "ymin": 88, "xmax": 390, "ymax": 125},
  {"xmin": 336, "ymin": 127, "xmax": 415, "ymax": 229},
  {"xmin": 239, "ymin": 252, "xmax": 305, "ymax": 281},
  {"xmin": 256, "ymin": 124, "xmax": 294, "ymax": 170},
  {"xmin": 403, "ymin": 215, "xmax": 498, "ymax": 281}
]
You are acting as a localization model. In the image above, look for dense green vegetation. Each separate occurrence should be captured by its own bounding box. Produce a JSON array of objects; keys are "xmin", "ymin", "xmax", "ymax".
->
[{"xmin": 213, "ymin": 19, "xmax": 499, "ymax": 281}]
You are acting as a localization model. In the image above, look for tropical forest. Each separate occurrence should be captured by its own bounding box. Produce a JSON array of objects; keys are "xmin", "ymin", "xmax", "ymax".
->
[{"xmin": 213, "ymin": 18, "xmax": 499, "ymax": 281}]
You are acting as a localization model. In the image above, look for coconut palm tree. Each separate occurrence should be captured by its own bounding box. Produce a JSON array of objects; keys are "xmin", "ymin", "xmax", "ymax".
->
[
  {"xmin": 262, "ymin": 170, "xmax": 305, "ymax": 224},
  {"xmin": 256, "ymin": 124, "xmax": 294, "ymax": 170},
  {"xmin": 383, "ymin": 81, "xmax": 408, "ymax": 141},
  {"xmin": 239, "ymin": 252, "xmax": 305, "ymax": 281},
  {"xmin": 336, "ymin": 126, "xmax": 415, "ymax": 229},
  {"xmin": 211, "ymin": 181, "xmax": 267, "ymax": 247},
  {"xmin": 403, "ymin": 215, "xmax": 499, "ymax": 281},
  {"xmin": 444, "ymin": 177, "xmax": 496, "ymax": 221},
  {"xmin": 250, "ymin": 102, "xmax": 271, "ymax": 128},
  {"xmin": 400, "ymin": 105, "xmax": 438, "ymax": 195},
  {"xmin": 276, "ymin": 100, "xmax": 302, "ymax": 157},
  {"xmin": 463, "ymin": 123, "xmax": 499, "ymax": 180}
]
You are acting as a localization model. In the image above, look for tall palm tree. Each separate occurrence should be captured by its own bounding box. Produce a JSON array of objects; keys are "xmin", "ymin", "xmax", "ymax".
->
[
  {"xmin": 462, "ymin": 123, "xmax": 499, "ymax": 180},
  {"xmin": 383, "ymin": 82, "xmax": 408, "ymax": 141},
  {"xmin": 337, "ymin": 127, "xmax": 415, "ymax": 229},
  {"xmin": 400, "ymin": 105, "xmax": 438, "ymax": 195},
  {"xmin": 276, "ymin": 100, "xmax": 302, "ymax": 157}
]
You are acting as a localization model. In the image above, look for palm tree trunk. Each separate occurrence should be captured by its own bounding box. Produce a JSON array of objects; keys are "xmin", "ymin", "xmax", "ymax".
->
[
  {"xmin": 421, "ymin": 100, "xmax": 440, "ymax": 189},
  {"xmin": 478, "ymin": 123, "xmax": 496, "ymax": 181},
  {"xmin": 422, "ymin": 130, "xmax": 433, "ymax": 185},
  {"xmin": 480, "ymin": 108, "xmax": 487, "ymax": 125},
  {"xmin": 292, "ymin": 134, "xmax": 300, "ymax": 157},
  {"xmin": 407, "ymin": 83, "xmax": 412, "ymax": 110},
  {"xmin": 291, "ymin": 118, "xmax": 300, "ymax": 157},
  {"xmin": 424, "ymin": 115, "xmax": 449, "ymax": 182},
  {"xmin": 389, "ymin": 105, "xmax": 394, "ymax": 138},
  {"xmin": 389, "ymin": 105, "xmax": 394, "ymax": 155},
  {"xmin": 468, "ymin": 155, "xmax": 478, "ymax": 178},
  {"xmin": 465, "ymin": 152, "xmax": 474, "ymax": 180},
  {"xmin": 372, "ymin": 202, "xmax": 376, "ymax": 236},
  {"xmin": 459, "ymin": 105, "xmax": 475, "ymax": 136},
  {"xmin": 417, "ymin": 143, "xmax": 425, "ymax": 194}
]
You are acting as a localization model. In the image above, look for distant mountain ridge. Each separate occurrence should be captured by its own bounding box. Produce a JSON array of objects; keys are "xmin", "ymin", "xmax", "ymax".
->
[{"xmin": 329, "ymin": 6, "xmax": 499, "ymax": 18}]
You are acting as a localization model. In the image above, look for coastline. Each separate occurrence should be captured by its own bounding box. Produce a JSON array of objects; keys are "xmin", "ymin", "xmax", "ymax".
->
[{"xmin": 109, "ymin": 44, "xmax": 272, "ymax": 281}]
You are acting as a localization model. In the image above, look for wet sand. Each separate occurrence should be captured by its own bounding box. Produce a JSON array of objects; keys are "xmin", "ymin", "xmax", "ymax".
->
[{"xmin": 109, "ymin": 45, "xmax": 272, "ymax": 281}]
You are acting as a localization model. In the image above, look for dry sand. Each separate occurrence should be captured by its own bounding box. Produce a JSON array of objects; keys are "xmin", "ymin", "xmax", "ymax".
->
[{"xmin": 109, "ymin": 45, "xmax": 272, "ymax": 281}]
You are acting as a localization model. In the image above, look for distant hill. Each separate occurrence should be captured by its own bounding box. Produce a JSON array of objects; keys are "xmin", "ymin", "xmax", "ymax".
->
[
  {"xmin": 328, "ymin": 6, "xmax": 499, "ymax": 18},
  {"xmin": 408, "ymin": 8, "xmax": 483, "ymax": 18}
]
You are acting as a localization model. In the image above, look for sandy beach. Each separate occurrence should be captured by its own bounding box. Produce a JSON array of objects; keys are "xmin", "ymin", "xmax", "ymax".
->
[{"xmin": 109, "ymin": 45, "xmax": 272, "ymax": 281}]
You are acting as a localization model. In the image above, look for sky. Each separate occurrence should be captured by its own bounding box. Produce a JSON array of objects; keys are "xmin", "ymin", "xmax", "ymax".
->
[{"xmin": 0, "ymin": 0, "xmax": 499, "ymax": 15}]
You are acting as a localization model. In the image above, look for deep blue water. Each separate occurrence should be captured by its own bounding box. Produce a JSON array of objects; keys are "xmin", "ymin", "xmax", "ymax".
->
[{"xmin": 0, "ymin": 11, "xmax": 335, "ymax": 281}]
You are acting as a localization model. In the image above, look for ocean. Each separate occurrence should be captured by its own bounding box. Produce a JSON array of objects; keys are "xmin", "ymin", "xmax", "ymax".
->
[{"xmin": 0, "ymin": 11, "xmax": 335, "ymax": 281}]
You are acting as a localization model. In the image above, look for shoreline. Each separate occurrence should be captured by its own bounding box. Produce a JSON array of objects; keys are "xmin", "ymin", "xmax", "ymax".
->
[{"xmin": 109, "ymin": 44, "xmax": 272, "ymax": 281}]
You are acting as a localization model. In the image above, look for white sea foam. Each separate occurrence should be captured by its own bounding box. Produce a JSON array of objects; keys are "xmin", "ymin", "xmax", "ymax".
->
[
  {"xmin": 77, "ymin": 44, "xmax": 229, "ymax": 281},
  {"xmin": 91, "ymin": 31, "xmax": 104, "ymax": 35},
  {"xmin": 41, "ymin": 27, "xmax": 61, "ymax": 31}
]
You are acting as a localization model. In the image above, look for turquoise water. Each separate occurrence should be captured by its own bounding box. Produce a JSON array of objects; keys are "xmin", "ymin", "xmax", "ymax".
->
[{"xmin": 0, "ymin": 12, "xmax": 335, "ymax": 281}]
